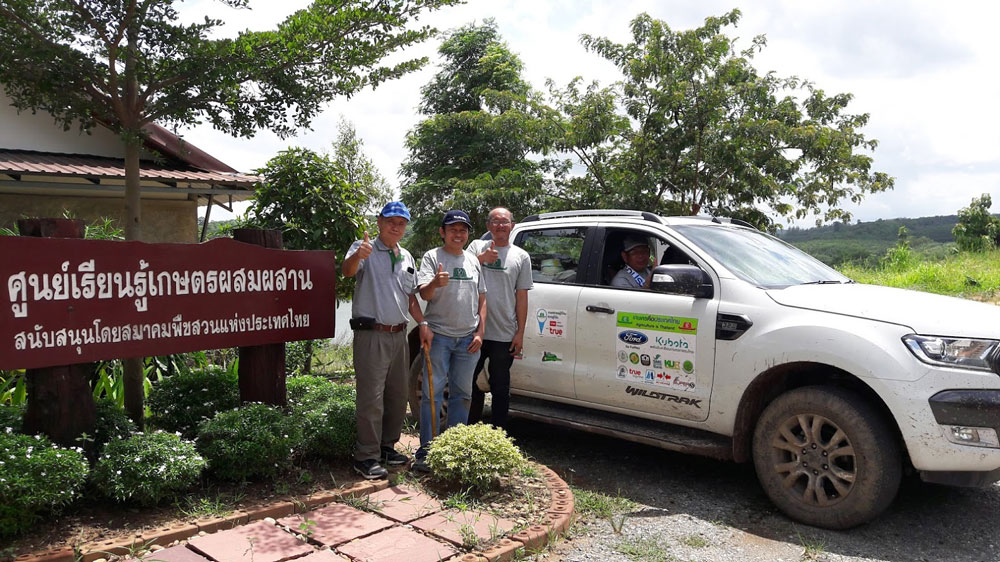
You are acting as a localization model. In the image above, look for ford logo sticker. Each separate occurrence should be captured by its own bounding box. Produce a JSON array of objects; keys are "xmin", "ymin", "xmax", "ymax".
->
[{"xmin": 618, "ymin": 330, "xmax": 648, "ymax": 345}]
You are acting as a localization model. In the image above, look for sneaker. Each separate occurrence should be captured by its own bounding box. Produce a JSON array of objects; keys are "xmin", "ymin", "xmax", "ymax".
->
[
  {"xmin": 380, "ymin": 447, "xmax": 410, "ymax": 466},
  {"xmin": 353, "ymin": 459, "xmax": 388, "ymax": 480},
  {"xmin": 411, "ymin": 458, "xmax": 431, "ymax": 473}
]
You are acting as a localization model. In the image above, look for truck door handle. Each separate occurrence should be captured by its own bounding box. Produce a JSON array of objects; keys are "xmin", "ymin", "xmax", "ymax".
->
[{"xmin": 586, "ymin": 305, "xmax": 615, "ymax": 314}]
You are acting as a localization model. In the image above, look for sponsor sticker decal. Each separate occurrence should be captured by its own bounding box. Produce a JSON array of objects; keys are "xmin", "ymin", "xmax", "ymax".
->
[{"xmin": 614, "ymin": 311, "xmax": 698, "ymax": 389}]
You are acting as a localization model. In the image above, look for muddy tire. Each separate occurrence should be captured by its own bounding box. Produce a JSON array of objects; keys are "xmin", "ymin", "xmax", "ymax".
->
[
  {"xmin": 752, "ymin": 386, "xmax": 901, "ymax": 529},
  {"xmin": 408, "ymin": 351, "xmax": 447, "ymax": 429}
]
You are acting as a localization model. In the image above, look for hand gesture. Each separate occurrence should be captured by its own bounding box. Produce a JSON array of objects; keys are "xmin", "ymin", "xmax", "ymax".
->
[
  {"xmin": 356, "ymin": 231, "xmax": 373, "ymax": 260},
  {"xmin": 468, "ymin": 333, "xmax": 483, "ymax": 353},
  {"xmin": 432, "ymin": 263, "xmax": 450, "ymax": 288},
  {"xmin": 479, "ymin": 241, "xmax": 499, "ymax": 265},
  {"xmin": 509, "ymin": 332, "xmax": 524, "ymax": 356}
]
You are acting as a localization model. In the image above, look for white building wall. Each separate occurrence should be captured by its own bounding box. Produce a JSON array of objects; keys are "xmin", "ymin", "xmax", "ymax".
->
[{"xmin": 0, "ymin": 90, "xmax": 130, "ymax": 158}]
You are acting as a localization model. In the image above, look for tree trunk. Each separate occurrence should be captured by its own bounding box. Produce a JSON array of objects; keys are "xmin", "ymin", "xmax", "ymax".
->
[
  {"xmin": 122, "ymin": 139, "xmax": 146, "ymax": 426},
  {"xmin": 17, "ymin": 218, "xmax": 98, "ymax": 446},
  {"xmin": 233, "ymin": 229, "xmax": 288, "ymax": 406}
]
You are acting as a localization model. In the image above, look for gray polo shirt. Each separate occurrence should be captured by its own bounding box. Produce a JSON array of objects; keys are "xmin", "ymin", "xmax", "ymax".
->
[
  {"xmin": 417, "ymin": 248, "xmax": 486, "ymax": 338},
  {"xmin": 611, "ymin": 266, "xmax": 651, "ymax": 289},
  {"xmin": 468, "ymin": 239, "xmax": 533, "ymax": 341},
  {"xmin": 345, "ymin": 237, "xmax": 416, "ymax": 325}
]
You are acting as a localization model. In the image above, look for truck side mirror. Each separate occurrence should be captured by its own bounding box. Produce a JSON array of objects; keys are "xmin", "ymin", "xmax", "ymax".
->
[{"xmin": 650, "ymin": 264, "xmax": 713, "ymax": 298}]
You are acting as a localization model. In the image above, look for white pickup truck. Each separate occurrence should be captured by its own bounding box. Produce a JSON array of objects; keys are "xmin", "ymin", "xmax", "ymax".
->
[{"xmin": 490, "ymin": 209, "xmax": 1000, "ymax": 529}]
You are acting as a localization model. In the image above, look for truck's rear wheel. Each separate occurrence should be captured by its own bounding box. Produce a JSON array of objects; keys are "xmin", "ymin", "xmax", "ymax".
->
[{"xmin": 752, "ymin": 386, "xmax": 901, "ymax": 529}]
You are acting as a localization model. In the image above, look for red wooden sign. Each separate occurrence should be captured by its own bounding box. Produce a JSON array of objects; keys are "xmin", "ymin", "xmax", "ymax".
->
[{"xmin": 1, "ymin": 237, "xmax": 336, "ymax": 370}]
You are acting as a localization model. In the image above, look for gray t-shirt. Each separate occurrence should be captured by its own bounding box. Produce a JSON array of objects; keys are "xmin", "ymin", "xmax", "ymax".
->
[
  {"xmin": 611, "ymin": 266, "xmax": 651, "ymax": 289},
  {"xmin": 468, "ymin": 239, "xmax": 534, "ymax": 341},
  {"xmin": 417, "ymin": 248, "xmax": 486, "ymax": 337},
  {"xmin": 345, "ymin": 238, "xmax": 416, "ymax": 325}
]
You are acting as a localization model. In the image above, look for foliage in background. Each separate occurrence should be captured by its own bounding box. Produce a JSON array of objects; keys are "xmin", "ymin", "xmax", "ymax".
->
[
  {"xmin": 93, "ymin": 431, "xmax": 205, "ymax": 506},
  {"xmin": 332, "ymin": 118, "xmax": 394, "ymax": 215},
  {"xmin": 196, "ymin": 404, "xmax": 303, "ymax": 481},
  {"xmin": 0, "ymin": 432, "xmax": 89, "ymax": 538},
  {"xmin": 0, "ymin": 371, "xmax": 26, "ymax": 407},
  {"xmin": 401, "ymin": 19, "xmax": 552, "ymax": 254},
  {"xmin": 536, "ymin": 10, "xmax": 893, "ymax": 231},
  {"xmin": 0, "ymin": 404, "xmax": 24, "ymax": 434},
  {"xmin": 88, "ymin": 399, "xmax": 139, "ymax": 462},
  {"xmin": 426, "ymin": 424, "xmax": 526, "ymax": 491},
  {"xmin": 840, "ymin": 250, "xmax": 1000, "ymax": 300},
  {"xmin": 147, "ymin": 366, "xmax": 240, "ymax": 438},
  {"xmin": 287, "ymin": 376, "xmax": 357, "ymax": 459},
  {"xmin": 952, "ymin": 194, "xmax": 1000, "ymax": 252}
]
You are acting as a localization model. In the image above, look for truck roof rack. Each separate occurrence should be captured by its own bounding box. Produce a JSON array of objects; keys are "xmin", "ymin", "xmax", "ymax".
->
[{"xmin": 521, "ymin": 209, "xmax": 663, "ymax": 224}]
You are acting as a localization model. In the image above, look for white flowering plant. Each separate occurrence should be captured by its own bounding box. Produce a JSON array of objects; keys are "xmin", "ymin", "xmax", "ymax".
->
[
  {"xmin": 0, "ymin": 404, "xmax": 24, "ymax": 434},
  {"xmin": 195, "ymin": 404, "xmax": 303, "ymax": 481},
  {"xmin": 0, "ymin": 432, "xmax": 89, "ymax": 537},
  {"xmin": 147, "ymin": 366, "xmax": 239, "ymax": 437},
  {"xmin": 426, "ymin": 424, "xmax": 526, "ymax": 492},
  {"xmin": 92, "ymin": 431, "xmax": 205, "ymax": 506},
  {"xmin": 287, "ymin": 376, "xmax": 356, "ymax": 459},
  {"xmin": 87, "ymin": 399, "xmax": 137, "ymax": 462}
]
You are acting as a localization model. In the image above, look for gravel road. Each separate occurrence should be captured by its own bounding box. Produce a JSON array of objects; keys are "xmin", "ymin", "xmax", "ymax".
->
[{"xmin": 505, "ymin": 418, "xmax": 1000, "ymax": 562}]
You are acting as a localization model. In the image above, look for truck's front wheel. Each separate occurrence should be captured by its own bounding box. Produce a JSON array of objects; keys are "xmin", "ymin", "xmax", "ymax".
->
[{"xmin": 752, "ymin": 386, "xmax": 901, "ymax": 529}]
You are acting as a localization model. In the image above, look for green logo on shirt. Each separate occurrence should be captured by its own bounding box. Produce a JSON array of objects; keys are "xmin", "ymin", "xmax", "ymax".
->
[
  {"xmin": 452, "ymin": 267, "xmax": 473, "ymax": 280},
  {"xmin": 484, "ymin": 258, "xmax": 505, "ymax": 270}
]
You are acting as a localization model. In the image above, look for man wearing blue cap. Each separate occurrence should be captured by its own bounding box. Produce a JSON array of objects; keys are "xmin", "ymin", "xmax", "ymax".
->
[
  {"xmin": 413, "ymin": 209, "xmax": 487, "ymax": 472},
  {"xmin": 343, "ymin": 201, "xmax": 431, "ymax": 479}
]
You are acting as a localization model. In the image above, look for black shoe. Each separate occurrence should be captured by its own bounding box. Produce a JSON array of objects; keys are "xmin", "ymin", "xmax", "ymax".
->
[
  {"xmin": 354, "ymin": 459, "xmax": 388, "ymax": 480},
  {"xmin": 411, "ymin": 458, "xmax": 431, "ymax": 473},
  {"xmin": 380, "ymin": 447, "xmax": 410, "ymax": 466}
]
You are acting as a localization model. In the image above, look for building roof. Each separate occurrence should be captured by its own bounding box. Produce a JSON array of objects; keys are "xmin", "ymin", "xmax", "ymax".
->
[{"xmin": 0, "ymin": 149, "xmax": 258, "ymax": 187}]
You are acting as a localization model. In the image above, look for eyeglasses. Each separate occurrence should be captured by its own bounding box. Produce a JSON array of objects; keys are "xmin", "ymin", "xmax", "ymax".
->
[{"xmin": 489, "ymin": 219, "xmax": 513, "ymax": 226}]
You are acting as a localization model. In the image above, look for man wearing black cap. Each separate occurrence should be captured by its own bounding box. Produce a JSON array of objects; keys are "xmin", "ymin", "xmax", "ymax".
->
[
  {"xmin": 413, "ymin": 209, "xmax": 487, "ymax": 472},
  {"xmin": 342, "ymin": 201, "xmax": 431, "ymax": 479},
  {"xmin": 612, "ymin": 234, "xmax": 653, "ymax": 289}
]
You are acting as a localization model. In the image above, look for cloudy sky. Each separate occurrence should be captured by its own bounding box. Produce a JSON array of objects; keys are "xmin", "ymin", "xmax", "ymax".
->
[{"xmin": 182, "ymin": 0, "xmax": 1000, "ymax": 226}]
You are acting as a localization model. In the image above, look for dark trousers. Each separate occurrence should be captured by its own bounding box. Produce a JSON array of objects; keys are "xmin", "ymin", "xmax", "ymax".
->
[{"xmin": 468, "ymin": 339, "xmax": 514, "ymax": 428}]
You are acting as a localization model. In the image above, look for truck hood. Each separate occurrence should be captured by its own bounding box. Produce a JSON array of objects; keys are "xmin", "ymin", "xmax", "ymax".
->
[{"xmin": 766, "ymin": 283, "xmax": 1000, "ymax": 338}]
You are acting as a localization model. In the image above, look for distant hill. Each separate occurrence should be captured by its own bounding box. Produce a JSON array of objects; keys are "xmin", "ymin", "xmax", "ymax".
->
[{"xmin": 778, "ymin": 215, "xmax": 958, "ymax": 266}]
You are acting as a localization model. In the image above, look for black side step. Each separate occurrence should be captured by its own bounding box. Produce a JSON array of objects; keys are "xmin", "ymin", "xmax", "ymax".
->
[{"xmin": 509, "ymin": 395, "xmax": 733, "ymax": 461}]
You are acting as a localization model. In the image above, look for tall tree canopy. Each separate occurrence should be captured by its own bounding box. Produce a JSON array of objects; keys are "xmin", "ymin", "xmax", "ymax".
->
[
  {"xmin": 400, "ymin": 19, "xmax": 552, "ymax": 253},
  {"xmin": 541, "ymin": 10, "xmax": 894, "ymax": 230}
]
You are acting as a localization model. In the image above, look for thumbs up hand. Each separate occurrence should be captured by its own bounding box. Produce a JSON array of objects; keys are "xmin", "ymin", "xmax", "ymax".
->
[
  {"xmin": 356, "ymin": 231, "xmax": 373, "ymax": 260},
  {"xmin": 479, "ymin": 240, "xmax": 499, "ymax": 265},
  {"xmin": 433, "ymin": 263, "xmax": 450, "ymax": 288}
]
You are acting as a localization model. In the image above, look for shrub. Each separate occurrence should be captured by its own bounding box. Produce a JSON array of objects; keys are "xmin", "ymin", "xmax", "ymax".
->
[
  {"xmin": 287, "ymin": 376, "xmax": 356, "ymax": 459},
  {"xmin": 147, "ymin": 366, "xmax": 240, "ymax": 437},
  {"xmin": 87, "ymin": 399, "xmax": 137, "ymax": 461},
  {"xmin": 0, "ymin": 431, "xmax": 89, "ymax": 537},
  {"xmin": 426, "ymin": 424, "xmax": 526, "ymax": 491},
  {"xmin": 92, "ymin": 431, "xmax": 205, "ymax": 506},
  {"xmin": 0, "ymin": 404, "xmax": 24, "ymax": 434},
  {"xmin": 196, "ymin": 404, "xmax": 303, "ymax": 481}
]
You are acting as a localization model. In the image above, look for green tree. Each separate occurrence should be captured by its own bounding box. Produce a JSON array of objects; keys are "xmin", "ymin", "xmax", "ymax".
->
[
  {"xmin": 0, "ymin": 0, "xmax": 456, "ymax": 424},
  {"xmin": 540, "ymin": 10, "xmax": 893, "ymax": 230},
  {"xmin": 331, "ymin": 118, "xmax": 392, "ymax": 214},
  {"xmin": 953, "ymin": 193, "xmax": 999, "ymax": 252},
  {"xmin": 400, "ymin": 20, "xmax": 552, "ymax": 253}
]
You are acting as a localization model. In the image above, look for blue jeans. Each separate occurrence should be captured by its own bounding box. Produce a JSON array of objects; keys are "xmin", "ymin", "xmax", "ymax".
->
[{"xmin": 419, "ymin": 332, "xmax": 480, "ymax": 453}]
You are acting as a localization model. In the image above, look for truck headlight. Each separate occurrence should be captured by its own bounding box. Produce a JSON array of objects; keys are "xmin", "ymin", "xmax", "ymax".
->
[{"xmin": 903, "ymin": 334, "xmax": 1000, "ymax": 373}]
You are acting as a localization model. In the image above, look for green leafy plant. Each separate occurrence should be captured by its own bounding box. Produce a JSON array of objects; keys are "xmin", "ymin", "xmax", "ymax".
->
[
  {"xmin": 0, "ymin": 432, "xmax": 89, "ymax": 537},
  {"xmin": 87, "ymin": 399, "xmax": 138, "ymax": 462},
  {"xmin": 426, "ymin": 424, "xmax": 526, "ymax": 491},
  {"xmin": 196, "ymin": 404, "xmax": 303, "ymax": 481},
  {"xmin": 0, "ymin": 404, "xmax": 24, "ymax": 434},
  {"xmin": 0, "ymin": 370, "xmax": 26, "ymax": 406},
  {"xmin": 147, "ymin": 366, "xmax": 240, "ymax": 437},
  {"xmin": 92, "ymin": 431, "xmax": 204, "ymax": 506},
  {"xmin": 287, "ymin": 376, "xmax": 357, "ymax": 459}
]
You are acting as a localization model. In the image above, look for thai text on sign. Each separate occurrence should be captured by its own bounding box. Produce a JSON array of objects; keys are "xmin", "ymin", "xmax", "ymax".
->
[{"xmin": 2, "ymin": 236, "xmax": 336, "ymax": 370}]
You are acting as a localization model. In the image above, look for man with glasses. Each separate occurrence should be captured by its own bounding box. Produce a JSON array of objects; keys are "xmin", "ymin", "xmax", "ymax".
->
[
  {"xmin": 612, "ymin": 234, "xmax": 653, "ymax": 289},
  {"xmin": 467, "ymin": 207, "xmax": 533, "ymax": 429}
]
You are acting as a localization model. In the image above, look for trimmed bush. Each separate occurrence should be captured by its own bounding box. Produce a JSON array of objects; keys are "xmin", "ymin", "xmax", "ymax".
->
[
  {"xmin": 92, "ymin": 431, "xmax": 205, "ymax": 506},
  {"xmin": 287, "ymin": 376, "xmax": 356, "ymax": 459},
  {"xmin": 426, "ymin": 424, "xmax": 526, "ymax": 491},
  {"xmin": 0, "ymin": 431, "xmax": 89, "ymax": 537},
  {"xmin": 196, "ymin": 404, "xmax": 303, "ymax": 481},
  {"xmin": 0, "ymin": 404, "xmax": 24, "ymax": 434},
  {"xmin": 147, "ymin": 366, "xmax": 239, "ymax": 437},
  {"xmin": 88, "ymin": 399, "xmax": 137, "ymax": 462}
]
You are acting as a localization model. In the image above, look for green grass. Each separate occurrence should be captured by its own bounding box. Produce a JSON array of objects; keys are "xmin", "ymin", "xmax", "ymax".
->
[
  {"xmin": 679, "ymin": 533, "xmax": 710, "ymax": 548},
  {"xmin": 174, "ymin": 490, "xmax": 246, "ymax": 518},
  {"xmin": 311, "ymin": 342, "xmax": 355, "ymax": 375},
  {"xmin": 616, "ymin": 537, "xmax": 676, "ymax": 562},
  {"xmin": 839, "ymin": 249, "xmax": 1000, "ymax": 301},
  {"xmin": 572, "ymin": 487, "xmax": 636, "ymax": 519}
]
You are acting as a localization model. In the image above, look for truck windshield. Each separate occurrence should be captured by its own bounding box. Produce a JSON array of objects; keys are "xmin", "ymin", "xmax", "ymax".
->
[{"xmin": 672, "ymin": 225, "xmax": 851, "ymax": 289}]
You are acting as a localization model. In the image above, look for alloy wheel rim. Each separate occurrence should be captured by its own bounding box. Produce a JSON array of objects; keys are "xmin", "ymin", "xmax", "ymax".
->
[{"xmin": 769, "ymin": 414, "xmax": 856, "ymax": 506}]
